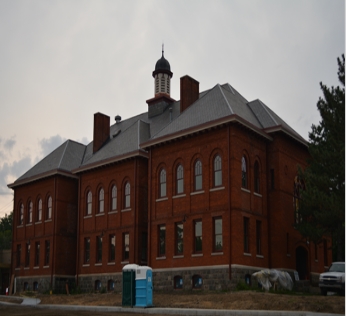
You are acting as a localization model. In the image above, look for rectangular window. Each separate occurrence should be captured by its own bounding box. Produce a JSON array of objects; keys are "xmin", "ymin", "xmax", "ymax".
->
[
  {"xmin": 194, "ymin": 220, "xmax": 202, "ymax": 253},
  {"xmin": 141, "ymin": 232, "xmax": 147, "ymax": 262},
  {"xmin": 243, "ymin": 217, "xmax": 250, "ymax": 253},
  {"xmin": 256, "ymin": 221, "xmax": 261, "ymax": 255},
  {"xmin": 25, "ymin": 243, "xmax": 30, "ymax": 267},
  {"xmin": 35, "ymin": 242, "xmax": 40, "ymax": 266},
  {"xmin": 123, "ymin": 233, "xmax": 129, "ymax": 261},
  {"xmin": 158, "ymin": 225, "xmax": 166, "ymax": 256},
  {"xmin": 84, "ymin": 237, "xmax": 90, "ymax": 264},
  {"xmin": 175, "ymin": 222, "xmax": 183, "ymax": 255},
  {"xmin": 45, "ymin": 240, "xmax": 50, "ymax": 266},
  {"xmin": 109, "ymin": 235, "xmax": 115, "ymax": 262},
  {"xmin": 96, "ymin": 236, "xmax": 102, "ymax": 263},
  {"xmin": 16, "ymin": 244, "xmax": 21, "ymax": 268},
  {"xmin": 214, "ymin": 217, "xmax": 223, "ymax": 251}
]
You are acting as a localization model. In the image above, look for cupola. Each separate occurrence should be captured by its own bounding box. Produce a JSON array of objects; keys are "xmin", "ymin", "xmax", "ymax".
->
[{"xmin": 152, "ymin": 46, "xmax": 173, "ymax": 97}]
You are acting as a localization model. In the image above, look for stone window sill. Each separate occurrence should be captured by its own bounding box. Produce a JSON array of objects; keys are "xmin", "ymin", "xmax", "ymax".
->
[
  {"xmin": 108, "ymin": 211, "xmax": 117, "ymax": 215},
  {"xmin": 241, "ymin": 188, "xmax": 250, "ymax": 193},
  {"xmin": 209, "ymin": 186, "xmax": 225, "ymax": 192},
  {"xmin": 84, "ymin": 215, "xmax": 92, "ymax": 219},
  {"xmin": 107, "ymin": 262, "xmax": 115, "ymax": 265},
  {"xmin": 254, "ymin": 192, "xmax": 262, "ymax": 197},
  {"xmin": 45, "ymin": 219, "xmax": 52, "ymax": 222},
  {"xmin": 173, "ymin": 255, "xmax": 184, "ymax": 259},
  {"xmin": 96, "ymin": 213, "xmax": 105, "ymax": 217},
  {"xmin": 256, "ymin": 255, "xmax": 264, "ymax": 258},
  {"xmin": 121, "ymin": 261, "xmax": 129, "ymax": 265},
  {"xmin": 173, "ymin": 194, "xmax": 186, "ymax": 199},
  {"xmin": 35, "ymin": 221, "xmax": 42, "ymax": 225},
  {"xmin": 211, "ymin": 252, "xmax": 223, "ymax": 256},
  {"xmin": 17, "ymin": 225, "xmax": 24, "ymax": 228},
  {"xmin": 26, "ymin": 223, "xmax": 32, "ymax": 227},
  {"xmin": 82, "ymin": 264, "xmax": 90, "ymax": 267},
  {"xmin": 243, "ymin": 252, "xmax": 251, "ymax": 256},
  {"xmin": 121, "ymin": 208, "xmax": 131, "ymax": 213},
  {"xmin": 43, "ymin": 265, "xmax": 49, "ymax": 269},
  {"xmin": 156, "ymin": 197, "xmax": 168, "ymax": 202},
  {"xmin": 190, "ymin": 191, "xmax": 204, "ymax": 196},
  {"xmin": 191, "ymin": 254, "xmax": 203, "ymax": 257},
  {"xmin": 95, "ymin": 263, "xmax": 102, "ymax": 266},
  {"xmin": 156, "ymin": 256, "xmax": 166, "ymax": 260}
]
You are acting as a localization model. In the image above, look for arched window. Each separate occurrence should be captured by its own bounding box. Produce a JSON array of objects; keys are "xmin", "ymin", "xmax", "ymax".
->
[
  {"xmin": 254, "ymin": 161, "xmax": 260, "ymax": 193},
  {"xmin": 27, "ymin": 201, "xmax": 33, "ymax": 224},
  {"xmin": 37, "ymin": 199, "xmax": 42, "ymax": 222},
  {"xmin": 47, "ymin": 196, "xmax": 52, "ymax": 220},
  {"xmin": 86, "ymin": 191, "xmax": 92, "ymax": 215},
  {"xmin": 241, "ymin": 156, "xmax": 248, "ymax": 189},
  {"xmin": 19, "ymin": 203, "xmax": 24, "ymax": 225},
  {"xmin": 192, "ymin": 275, "xmax": 203, "ymax": 289},
  {"xmin": 176, "ymin": 164, "xmax": 184, "ymax": 194},
  {"xmin": 214, "ymin": 155, "xmax": 222, "ymax": 187},
  {"xmin": 159, "ymin": 169, "xmax": 166, "ymax": 197},
  {"xmin": 174, "ymin": 275, "xmax": 183, "ymax": 289},
  {"xmin": 111, "ymin": 185, "xmax": 117, "ymax": 211},
  {"xmin": 98, "ymin": 188, "xmax": 104, "ymax": 213},
  {"xmin": 194, "ymin": 160, "xmax": 202, "ymax": 191},
  {"xmin": 108, "ymin": 279, "xmax": 115, "ymax": 291},
  {"xmin": 124, "ymin": 182, "xmax": 130, "ymax": 209}
]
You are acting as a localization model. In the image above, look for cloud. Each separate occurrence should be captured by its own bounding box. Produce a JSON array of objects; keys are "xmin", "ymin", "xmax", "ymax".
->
[
  {"xmin": 4, "ymin": 136, "xmax": 16, "ymax": 151},
  {"xmin": 39, "ymin": 134, "xmax": 67, "ymax": 157}
]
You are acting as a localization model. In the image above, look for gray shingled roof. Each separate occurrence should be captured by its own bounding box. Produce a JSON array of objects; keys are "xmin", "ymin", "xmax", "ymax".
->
[
  {"xmin": 9, "ymin": 80, "xmax": 306, "ymax": 186},
  {"xmin": 9, "ymin": 140, "xmax": 86, "ymax": 187}
]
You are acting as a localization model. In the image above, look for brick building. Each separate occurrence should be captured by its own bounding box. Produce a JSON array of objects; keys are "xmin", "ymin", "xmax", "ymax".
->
[{"xmin": 8, "ymin": 51, "xmax": 332, "ymax": 293}]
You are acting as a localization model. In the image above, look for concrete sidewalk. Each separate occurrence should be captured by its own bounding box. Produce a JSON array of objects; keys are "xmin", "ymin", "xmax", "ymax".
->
[{"xmin": 0, "ymin": 295, "xmax": 343, "ymax": 316}]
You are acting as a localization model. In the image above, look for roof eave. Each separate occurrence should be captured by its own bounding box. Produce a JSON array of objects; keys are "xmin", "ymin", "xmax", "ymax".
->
[
  {"xmin": 264, "ymin": 126, "xmax": 308, "ymax": 147},
  {"xmin": 7, "ymin": 169, "xmax": 78, "ymax": 189},
  {"xmin": 73, "ymin": 149, "xmax": 149, "ymax": 174},
  {"xmin": 141, "ymin": 114, "xmax": 273, "ymax": 149}
]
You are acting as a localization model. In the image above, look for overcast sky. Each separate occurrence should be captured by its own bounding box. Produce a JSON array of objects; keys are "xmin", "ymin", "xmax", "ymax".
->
[{"xmin": 0, "ymin": 0, "xmax": 344, "ymax": 218}]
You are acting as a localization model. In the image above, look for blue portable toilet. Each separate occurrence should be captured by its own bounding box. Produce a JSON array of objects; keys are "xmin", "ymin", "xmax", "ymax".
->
[{"xmin": 135, "ymin": 266, "xmax": 153, "ymax": 307}]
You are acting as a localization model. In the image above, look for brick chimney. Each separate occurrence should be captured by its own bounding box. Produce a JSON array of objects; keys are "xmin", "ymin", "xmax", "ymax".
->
[
  {"xmin": 180, "ymin": 75, "xmax": 199, "ymax": 113},
  {"xmin": 93, "ymin": 112, "xmax": 110, "ymax": 153}
]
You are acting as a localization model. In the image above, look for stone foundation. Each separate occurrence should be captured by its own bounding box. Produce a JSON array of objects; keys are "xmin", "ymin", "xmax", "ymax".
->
[
  {"xmin": 77, "ymin": 273, "xmax": 122, "ymax": 293},
  {"xmin": 14, "ymin": 275, "xmax": 75, "ymax": 294}
]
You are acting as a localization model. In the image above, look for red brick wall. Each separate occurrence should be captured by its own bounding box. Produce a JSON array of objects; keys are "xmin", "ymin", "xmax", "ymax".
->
[
  {"xmin": 11, "ymin": 175, "xmax": 78, "ymax": 280},
  {"xmin": 77, "ymin": 157, "xmax": 148, "ymax": 277}
]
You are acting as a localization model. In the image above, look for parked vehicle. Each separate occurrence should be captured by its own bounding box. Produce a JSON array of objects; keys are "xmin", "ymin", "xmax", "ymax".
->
[{"xmin": 319, "ymin": 262, "xmax": 345, "ymax": 295}]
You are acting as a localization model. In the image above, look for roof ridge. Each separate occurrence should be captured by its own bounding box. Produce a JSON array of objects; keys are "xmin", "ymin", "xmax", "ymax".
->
[
  {"xmin": 217, "ymin": 84, "xmax": 234, "ymax": 114},
  {"xmin": 257, "ymin": 99, "xmax": 278, "ymax": 125},
  {"xmin": 57, "ymin": 140, "xmax": 70, "ymax": 169}
]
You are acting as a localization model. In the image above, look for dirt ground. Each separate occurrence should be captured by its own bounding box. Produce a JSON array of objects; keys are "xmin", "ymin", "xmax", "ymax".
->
[{"xmin": 0, "ymin": 290, "xmax": 344, "ymax": 315}]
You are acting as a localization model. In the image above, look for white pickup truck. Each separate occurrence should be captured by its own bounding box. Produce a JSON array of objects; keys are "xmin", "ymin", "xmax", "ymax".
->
[{"xmin": 319, "ymin": 262, "xmax": 345, "ymax": 296}]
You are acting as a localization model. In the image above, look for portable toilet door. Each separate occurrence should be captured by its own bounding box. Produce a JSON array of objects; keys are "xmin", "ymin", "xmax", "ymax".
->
[
  {"xmin": 146, "ymin": 269, "xmax": 153, "ymax": 307},
  {"xmin": 135, "ymin": 266, "xmax": 153, "ymax": 307},
  {"xmin": 122, "ymin": 264, "xmax": 138, "ymax": 307}
]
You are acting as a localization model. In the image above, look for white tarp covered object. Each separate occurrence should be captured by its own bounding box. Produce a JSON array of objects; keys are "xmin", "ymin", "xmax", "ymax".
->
[{"xmin": 252, "ymin": 269, "xmax": 293, "ymax": 291}]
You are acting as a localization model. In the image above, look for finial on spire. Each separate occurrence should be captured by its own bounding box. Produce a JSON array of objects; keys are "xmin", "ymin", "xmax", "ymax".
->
[{"xmin": 162, "ymin": 43, "xmax": 164, "ymax": 57}]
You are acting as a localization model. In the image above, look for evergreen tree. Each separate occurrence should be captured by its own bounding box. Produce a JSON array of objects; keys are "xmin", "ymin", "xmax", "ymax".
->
[
  {"xmin": 0, "ymin": 212, "xmax": 13, "ymax": 250},
  {"xmin": 296, "ymin": 55, "xmax": 345, "ymax": 262}
]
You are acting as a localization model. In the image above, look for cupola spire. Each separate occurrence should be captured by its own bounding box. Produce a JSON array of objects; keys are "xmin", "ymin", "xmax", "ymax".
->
[{"xmin": 152, "ymin": 46, "xmax": 173, "ymax": 97}]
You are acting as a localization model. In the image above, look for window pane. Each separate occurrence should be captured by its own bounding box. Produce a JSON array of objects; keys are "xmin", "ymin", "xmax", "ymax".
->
[
  {"xmin": 124, "ymin": 233, "xmax": 129, "ymax": 260},
  {"xmin": 194, "ymin": 161, "xmax": 202, "ymax": 191},
  {"xmin": 160, "ymin": 169, "xmax": 167, "ymax": 197},
  {"xmin": 37, "ymin": 199, "xmax": 42, "ymax": 222},
  {"xmin": 87, "ymin": 192, "xmax": 92, "ymax": 215},
  {"xmin": 214, "ymin": 155, "xmax": 222, "ymax": 187},
  {"xmin": 125, "ymin": 183, "xmax": 130, "ymax": 208},
  {"xmin": 109, "ymin": 235, "xmax": 115, "ymax": 261},
  {"xmin": 242, "ymin": 156, "xmax": 247, "ymax": 188},
  {"xmin": 99, "ymin": 189, "xmax": 104, "ymax": 213},
  {"xmin": 47, "ymin": 196, "xmax": 52, "ymax": 219},
  {"xmin": 176, "ymin": 223, "xmax": 183, "ymax": 255},
  {"xmin": 159, "ymin": 225, "xmax": 166, "ymax": 256},
  {"xmin": 214, "ymin": 218, "xmax": 223, "ymax": 251},
  {"xmin": 177, "ymin": 165, "xmax": 184, "ymax": 194},
  {"xmin": 112, "ymin": 186, "xmax": 117, "ymax": 210},
  {"xmin": 85, "ymin": 238, "xmax": 90, "ymax": 263},
  {"xmin": 195, "ymin": 221, "xmax": 202, "ymax": 252},
  {"xmin": 97, "ymin": 236, "xmax": 102, "ymax": 263}
]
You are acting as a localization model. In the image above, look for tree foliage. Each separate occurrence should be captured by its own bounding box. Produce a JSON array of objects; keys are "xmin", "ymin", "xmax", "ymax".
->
[
  {"xmin": 0, "ymin": 212, "xmax": 13, "ymax": 250},
  {"xmin": 296, "ymin": 55, "xmax": 345, "ymax": 261}
]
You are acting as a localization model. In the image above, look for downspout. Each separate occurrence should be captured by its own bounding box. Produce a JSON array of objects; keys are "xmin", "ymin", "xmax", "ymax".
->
[
  {"xmin": 51, "ymin": 177, "xmax": 57, "ymax": 291},
  {"xmin": 148, "ymin": 150, "xmax": 152, "ymax": 267},
  {"xmin": 133, "ymin": 159, "xmax": 137, "ymax": 263},
  {"xmin": 11, "ymin": 191, "xmax": 16, "ymax": 295},
  {"xmin": 228, "ymin": 125, "xmax": 232, "ymax": 281},
  {"xmin": 75, "ymin": 174, "xmax": 81, "ymax": 286}
]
